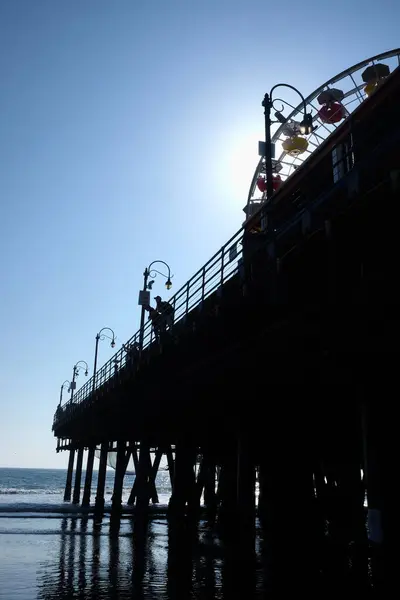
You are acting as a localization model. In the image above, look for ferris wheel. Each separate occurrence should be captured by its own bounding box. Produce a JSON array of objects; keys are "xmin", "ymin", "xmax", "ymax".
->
[{"xmin": 246, "ymin": 48, "xmax": 400, "ymax": 213}]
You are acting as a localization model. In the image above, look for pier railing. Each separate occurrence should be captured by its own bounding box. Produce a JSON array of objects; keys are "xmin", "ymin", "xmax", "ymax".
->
[{"xmin": 54, "ymin": 226, "xmax": 244, "ymax": 426}]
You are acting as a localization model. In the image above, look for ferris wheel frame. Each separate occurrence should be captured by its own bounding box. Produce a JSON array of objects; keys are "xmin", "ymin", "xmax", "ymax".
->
[{"xmin": 247, "ymin": 48, "xmax": 400, "ymax": 209}]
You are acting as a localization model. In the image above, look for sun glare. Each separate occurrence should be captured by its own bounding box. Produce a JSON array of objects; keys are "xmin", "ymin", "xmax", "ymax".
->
[{"xmin": 224, "ymin": 129, "xmax": 261, "ymax": 203}]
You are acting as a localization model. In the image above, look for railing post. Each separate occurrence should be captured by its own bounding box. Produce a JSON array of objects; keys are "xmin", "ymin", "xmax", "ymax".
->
[
  {"xmin": 185, "ymin": 282, "xmax": 190, "ymax": 315},
  {"xmin": 221, "ymin": 246, "xmax": 225, "ymax": 287},
  {"xmin": 201, "ymin": 267, "xmax": 206, "ymax": 302}
]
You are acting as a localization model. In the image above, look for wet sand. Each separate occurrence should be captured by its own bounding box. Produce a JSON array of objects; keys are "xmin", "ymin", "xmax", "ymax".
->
[
  {"xmin": 0, "ymin": 510, "xmax": 378, "ymax": 599},
  {"xmin": 0, "ymin": 513, "xmax": 263, "ymax": 599}
]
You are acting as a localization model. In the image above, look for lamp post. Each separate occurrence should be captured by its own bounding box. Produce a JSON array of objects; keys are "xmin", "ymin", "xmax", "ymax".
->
[
  {"xmin": 138, "ymin": 260, "xmax": 173, "ymax": 350},
  {"xmin": 93, "ymin": 327, "xmax": 116, "ymax": 392},
  {"xmin": 59, "ymin": 380, "xmax": 71, "ymax": 407},
  {"xmin": 261, "ymin": 84, "xmax": 314, "ymax": 201},
  {"xmin": 70, "ymin": 361, "xmax": 89, "ymax": 402}
]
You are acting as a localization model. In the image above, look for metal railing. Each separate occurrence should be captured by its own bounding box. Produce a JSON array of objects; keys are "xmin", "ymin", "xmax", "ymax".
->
[{"xmin": 53, "ymin": 227, "xmax": 244, "ymax": 428}]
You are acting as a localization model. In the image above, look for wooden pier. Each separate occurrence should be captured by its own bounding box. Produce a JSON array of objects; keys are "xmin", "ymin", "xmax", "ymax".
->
[{"xmin": 52, "ymin": 67, "xmax": 400, "ymax": 588}]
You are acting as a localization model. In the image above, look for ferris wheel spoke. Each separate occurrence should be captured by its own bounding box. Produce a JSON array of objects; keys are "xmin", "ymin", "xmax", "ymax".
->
[
  {"xmin": 307, "ymin": 139, "xmax": 320, "ymax": 150},
  {"xmin": 349, "ymin": 73, "xmax": 364, "ymax": 104},
  {"xmin": 311, "ymin": 130, "xmax": 326, "ymax": 143}
]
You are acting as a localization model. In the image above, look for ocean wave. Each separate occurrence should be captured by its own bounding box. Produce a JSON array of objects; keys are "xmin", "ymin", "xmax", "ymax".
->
[
  {"xmin": 0, "ymin": 502, "xmax": 169, "ymax": 515},
  {"xmin": 0, "ymin": 486, "xmax": 172, "ymax": 496},
  {"xmin": 0, "ymin": 488, "xmax": 64, "ymax": 495}
]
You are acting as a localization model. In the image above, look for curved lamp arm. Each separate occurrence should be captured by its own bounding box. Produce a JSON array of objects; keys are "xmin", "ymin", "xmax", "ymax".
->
[
  {"xmin": 264, "ymin": 83, "xmax": 313, "ymax": 134},
  {"xmin": 96, "ymin": 327, "xmax": 116, "ymax": 347},
  {"xmin": 146, "ymin": 260, "xmax": 173, "ymax": 289},
  {"xmin": 74, "ymin": 360, "xmax": 89, "ymax": 376}
]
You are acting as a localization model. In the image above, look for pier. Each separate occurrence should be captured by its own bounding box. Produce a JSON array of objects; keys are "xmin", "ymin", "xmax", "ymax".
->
[{"xmin": 52, "ymin": 64, "xmax": 399, "ymax": 589}]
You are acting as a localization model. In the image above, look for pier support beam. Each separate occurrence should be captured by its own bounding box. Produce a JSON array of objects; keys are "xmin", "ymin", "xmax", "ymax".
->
[
  {"xmin": 148, "ymin": 448, "xmax": 162, "ymax": 504},
  {"xmin": 72, "ymin": 447, "xmax": 84, "ymax": 504},
  {"xmin": 168, "ymin": 443, "xmax": 196, "ymax": 518},
  {"xmin": 63, "ymin": 448, "xmax": 75, "ymax": 502},
  {"xmin": 166, "ymin": 445, "xmax": 175, "ymax": 489},
  {"xmin": 236, "ymin": 435, "xmax": 255, "ymax": 550},
  {"xmin": 216, "ymin": 445, "xmax": 238, "ymax": 534},
  {"xmin": 258, "ymin": 410, "xmax": 317, "ymax": 589},
  {"xmin": 82, "ymin": 446, "xmax": 95, "ymax": 507},
  {"xmin": 362, "ymin": 401, "xmax": 385, "ymax": 586},
  {"xmin": 315, "ymin": 401, "xmax": 369, "ymax": 589},
  {"xmin": 94, "ymin": 442, "xmax": 108, "ymax": 521},
  {"xmin": 193, "ymin": 454, "xmax": 217, "ymax": 521},
  {"xmin": 111, "ymin": 442, "xmax": 127, "ymax": 519},
  {"xmin": 204, "ymin": 463, "xmax": 216, "ymax": 506},
  {"xmin": 135, "ymin": 441, "xmax": 151, "ymax": 516},
  {"xmin": 127, "ymin": 444, "xmax": 139, "ymax": 505}
]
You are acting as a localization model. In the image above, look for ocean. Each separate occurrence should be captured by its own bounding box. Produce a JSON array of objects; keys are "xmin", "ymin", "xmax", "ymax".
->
[
  {"xmin": 0, "ymin": 468, "xmax": 265, "ymax": 599},
  {"xmin": 0, "ymin": 467, "xmax": 173, "ymax": 511}
]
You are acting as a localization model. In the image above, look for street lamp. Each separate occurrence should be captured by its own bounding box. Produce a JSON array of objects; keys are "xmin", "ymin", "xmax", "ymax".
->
[
  {"xmin": 59, "ymin": 380, "xmax": 71, "ymax": 407},
  {"xmin": 70, "ymin": 360, "xmax": 89, "ymax": 402},
  {"xmin": 138, "ymin": 260, "xmax": 173, "ymax": 350},
  {"xmin": 92, "ymin": 327, "xmax": 116, "ymax": 392},
  {"xmin": 261, "ymin": 84, "xmax": 314, "ymax": 201}
]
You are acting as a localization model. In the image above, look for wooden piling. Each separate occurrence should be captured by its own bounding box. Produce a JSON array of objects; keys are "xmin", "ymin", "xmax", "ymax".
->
[
  {"xmin": 216, "ymin": 446, "xmax": 238, "ymax": 533},
  {"xmin": 192, "ymin": 453, "xmax": 216, "ymax": 519},
  {"xmin": 82, "ymin": 446, "xmax": 95, "ymax": 507},
  {"xmin": 166, "ymin": 445, "xmax": 175, "ymax": 488},
  {"xmin": 203, "ymin": 462, "xmax": 216, "ymax": 515},
  {"xmin": 94, "ymin": 441, "xmax": 108, "ymax": 520},
  {"xmin": 63, "ymin": 448, "xmax": 75, "ymax": 502},
  {"xmin": 363, "ymin": 402, "xmax": 384, "ymax": 542},
  {"xmin": 362, "ymin": 401, "xmax": 385, "ymax": 586},
  {"xmin": 258, "ymin": 411, "xmax": 318, "ymax": 587},
  {"xmin": 135, "ymin": 441, "xmax": 151, "ymax": 516},
  {"xmin": 111, "ymin": 441, "xmax": 127, "ymax": 518},
  {"xmin": 127, "ymin": 443, "xmax": 139, "ymax": 505},
  {"xmin": 236, "ymin": 435, "xmax": 255, "ymax": 548},
  {"xmin": 168, "ymin": 442, "xmax": 196, "ymax": 517},
  {"xmin": 72, "ymin": 447, "xmax": 84, "ymax": 504},
  {"xmin": 148, "ymin": 448, "xmax": 162, "ymax": 504},
  {"xmin": 194, "ymin": 456, "xmax": 206, "ymax": 505},
  {"xmin": 321, "ymin": 405, "xmax": 366, "ymax": 552}
]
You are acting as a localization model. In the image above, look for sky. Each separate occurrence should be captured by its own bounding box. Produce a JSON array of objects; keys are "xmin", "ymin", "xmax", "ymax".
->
[{"xmin": 0, "ymin": 0, "xmax": 399, "ymax": 468}]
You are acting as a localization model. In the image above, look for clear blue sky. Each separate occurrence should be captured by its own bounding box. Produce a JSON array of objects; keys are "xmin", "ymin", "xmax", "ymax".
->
[{"xmin": 0, "ymin": 0, "xmax": 398, "ymax": 468}]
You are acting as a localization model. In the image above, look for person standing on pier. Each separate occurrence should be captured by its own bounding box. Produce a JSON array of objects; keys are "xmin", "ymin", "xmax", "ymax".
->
[
  {"xmin": 122, "ymin": 342, "xmax": 140, "ymax": 368},
  {"xmin": 145, "ymin": 305, "xmax": 162, "ymax": 341},
  {"xmin": 154, "ymin": 295, "xmax": 174, "ymax": 331}
]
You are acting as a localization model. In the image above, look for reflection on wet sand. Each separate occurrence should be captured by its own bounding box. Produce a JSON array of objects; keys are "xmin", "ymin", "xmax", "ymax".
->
[
  {"xmin": 37, "ymin": 517, "xmax": 251, "ymax": 599},
  {"xmin": 37, "ymin": 514, "xmax": 373, "ymax": 598}
]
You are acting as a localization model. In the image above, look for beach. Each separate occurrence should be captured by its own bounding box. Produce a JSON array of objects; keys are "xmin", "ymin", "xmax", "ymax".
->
[
  {"xmin": 0, "ymin": 468, "xmax": 266, "ymax": 599},
  {"xmin": 0, "ymin": 467, "xmax": 378, "ymax": 597}
]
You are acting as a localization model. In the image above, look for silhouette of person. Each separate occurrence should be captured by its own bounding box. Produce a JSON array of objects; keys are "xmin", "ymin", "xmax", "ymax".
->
[
  {"xmin": 144, "ymin": 305, "xmax": 161, "ymax": 341},
  {"xmin": 154, "ymin": 295, "xmax": 174, "ymax": 331}
]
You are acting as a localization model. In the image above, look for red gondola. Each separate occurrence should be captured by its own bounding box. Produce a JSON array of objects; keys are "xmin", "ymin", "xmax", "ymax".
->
[
  {"xmin": 318, "ymin": 102, "xmax": 345, "ymax": 124},
  {"xmin": 256, "ymin": 174, "xmax": 282, "ymax": 193}
]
